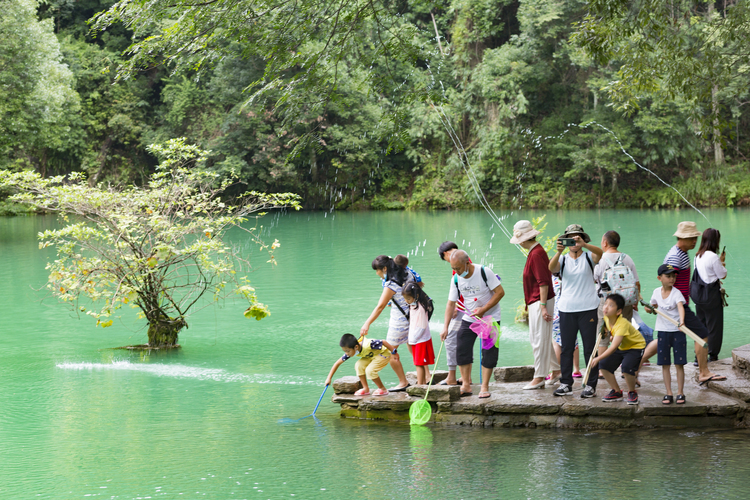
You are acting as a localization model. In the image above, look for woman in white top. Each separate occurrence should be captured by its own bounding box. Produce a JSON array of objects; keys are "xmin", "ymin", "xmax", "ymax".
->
[
  {"xmin": 694, "ymin": 228, "xmax": 727, "ymax": 361},
  {"xmin": 548, "ymin": 224, "xmax": 603, "ymax": 397}
]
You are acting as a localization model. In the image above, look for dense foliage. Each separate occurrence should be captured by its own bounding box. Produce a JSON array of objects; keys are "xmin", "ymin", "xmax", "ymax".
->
[
  {"xmin": 0, "ymin": 138, "xmax": 301, "ymax": 346},
  {"xmin": 3, "ymin": 0, "xmax": 750, "ymax": 211}
]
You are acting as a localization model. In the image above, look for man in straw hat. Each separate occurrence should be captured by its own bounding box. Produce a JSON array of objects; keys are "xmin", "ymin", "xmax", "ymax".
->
[
  {"xmin": 642, "ymin": 221, "xmax": 726, "ymax": 385},
  {"xmin": 549, "ymin": 224, "xmax": 603, "ymax": 397},
  {"xmin": 510, "ymin": 220, "xmax": 558, "ymax": 390}
]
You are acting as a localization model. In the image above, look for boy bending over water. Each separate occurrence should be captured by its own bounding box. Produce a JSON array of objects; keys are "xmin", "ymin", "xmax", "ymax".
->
[
  {"xmin": 590, "ymin": 293, "xmax": 646, "ymax": 405},
  {"xmin": 325, "ymin": 334, "xmax": 399, "ymax": 396}
]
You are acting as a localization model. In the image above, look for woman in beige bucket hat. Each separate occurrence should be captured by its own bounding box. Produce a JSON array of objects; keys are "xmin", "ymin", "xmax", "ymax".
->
[{"xmin": 511, "ymin": 220, "xmax": 559, "ymax": 389}]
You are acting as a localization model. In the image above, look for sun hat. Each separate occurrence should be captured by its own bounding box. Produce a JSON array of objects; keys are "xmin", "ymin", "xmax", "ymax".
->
[
  {"xmin": 561, "ymin": 223, "xmax": 591, "ymax": 243},
  {"xmin": 657, "ymin": 263, "xmax": 680, "ymax": 276},
  {"xmin": 509, "ymin": 220, "xmax": 540, "ymax": 244},
  {"xmin": 674, "ymin": 221, "xmax": 701, "ymax": 239}
]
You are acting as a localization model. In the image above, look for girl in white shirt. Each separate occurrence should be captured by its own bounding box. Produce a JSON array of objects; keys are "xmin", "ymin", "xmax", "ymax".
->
[{"xmin": 403, "ymin": 282, "xmax": 435, "ymax": 385}]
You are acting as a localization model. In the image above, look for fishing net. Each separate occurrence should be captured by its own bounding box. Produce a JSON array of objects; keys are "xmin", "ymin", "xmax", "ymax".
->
[
  {"xmin": 409, "ymin": 399, "xmax": 432, "ymax": 425},
  {"xmin": 469, "ymin": 315, "xmax": 500, "ymax": 349},
  {"xmin": 409, "ymin": 341, "xmax": 444, "ymax": 426}
]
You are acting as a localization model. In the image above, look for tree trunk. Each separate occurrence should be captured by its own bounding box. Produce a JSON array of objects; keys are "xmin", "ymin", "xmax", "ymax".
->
[
  {"xmin": 146, "ymin": 314, "xmax": 185, "ymax": 346},
  {"xmin": 90, "ymin": 136, "xmax": 113, "ymax": 186},
  {"xmin": 712, "ymin": 84, "xmax": 724, "ymax": 166},
  {"xmin": 708, "ymin": 4, "xmax": 724, "ymax": 166}
]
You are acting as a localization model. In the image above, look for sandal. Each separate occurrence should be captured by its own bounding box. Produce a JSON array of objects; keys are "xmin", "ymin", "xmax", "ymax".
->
[
  {"xmin": 372, "ymin": 388, "xmax": 389, "ymax": 396},
  {"xmin": 662, "ymin": 395, "xmax": 674, "ymax": 405},
  {"xmin": 354, "ymin": 388, "xmax": 370, "ymax": 396},
  {"xmin": 676, "ymin": 394, "xmax": 686, "ymax": 404},
  {"xmin": 389, "ymin": 384, "xmax": 411, "ymax": 392}
]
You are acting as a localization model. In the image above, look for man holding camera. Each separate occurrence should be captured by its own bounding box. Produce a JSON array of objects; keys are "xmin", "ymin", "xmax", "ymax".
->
[{"xmin": 548, "ymin": 224, "xmax": 603, "ymax": 397}]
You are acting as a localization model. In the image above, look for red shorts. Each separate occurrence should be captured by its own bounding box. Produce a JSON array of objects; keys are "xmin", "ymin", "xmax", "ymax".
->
[{"xmin": 411, "ymin": 339, "xmax": 435, "ymax": 366}]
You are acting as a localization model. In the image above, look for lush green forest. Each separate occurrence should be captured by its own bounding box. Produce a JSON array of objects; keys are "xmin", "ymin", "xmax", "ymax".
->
[{"xmin": 2, "ymin": 0, "xmax": 750, "ymax": 212}]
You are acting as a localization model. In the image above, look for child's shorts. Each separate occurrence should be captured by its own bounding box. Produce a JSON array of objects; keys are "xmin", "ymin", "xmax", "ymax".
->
[
  {"xmin": 411, "ymin": 339, "xmax": 435, "ymax": 366},
  {"xmin": 600, "ymin": 348, "xmax": 644, "ymax": 376},
  {"xmin": 657, "ymin": 330, "xmax": 687, "ymax": 366},
  {"xmin": 355, "ymin": 354, "xmax": 390, "ymax": 380}
]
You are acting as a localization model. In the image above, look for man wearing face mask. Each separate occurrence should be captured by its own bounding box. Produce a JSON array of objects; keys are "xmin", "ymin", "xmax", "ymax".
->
[
  {"xmin": 548, "ymin": 224, "xmax": 603, "ymax": 398},
  {"xmin": 442, "ymin": 250, "xmax": 505, "ymax": 399}
]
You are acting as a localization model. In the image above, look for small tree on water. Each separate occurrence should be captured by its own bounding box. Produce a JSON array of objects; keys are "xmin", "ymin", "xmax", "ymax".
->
[{"xmin": 0, "ymin": 139, "xmax": 301, "ymax": 346}]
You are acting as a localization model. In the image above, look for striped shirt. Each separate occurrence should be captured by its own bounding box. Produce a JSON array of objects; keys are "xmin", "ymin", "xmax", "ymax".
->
[{"xmin": 664, "ymin": 245, "xmax": 691, "ymax": 305}]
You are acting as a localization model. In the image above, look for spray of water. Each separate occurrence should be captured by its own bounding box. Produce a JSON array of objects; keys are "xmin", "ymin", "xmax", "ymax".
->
[{"xmin": 57, "ymin": 361, "xmax": 317, "ymax": 385}]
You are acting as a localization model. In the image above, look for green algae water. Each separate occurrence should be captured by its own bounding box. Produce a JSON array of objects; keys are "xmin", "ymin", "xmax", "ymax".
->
[{"xmin": 2, "ymin": 209, "xmax": 750, "ymax": 499}]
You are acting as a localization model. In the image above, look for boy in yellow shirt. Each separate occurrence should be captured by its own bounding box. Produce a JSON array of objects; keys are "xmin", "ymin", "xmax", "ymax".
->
[
  {"xmin": 590, "ymin": 293, "xmax": 647, "ymax": 405},
  {"xmin": 325, "ymin": 334, "xmax": 399, "ymax": 396}
]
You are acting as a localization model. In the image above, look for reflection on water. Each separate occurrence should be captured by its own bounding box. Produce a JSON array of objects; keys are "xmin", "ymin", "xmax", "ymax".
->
[{"xmin": 3, "ymin": 212, "xmax": 750, "ymax": 498}]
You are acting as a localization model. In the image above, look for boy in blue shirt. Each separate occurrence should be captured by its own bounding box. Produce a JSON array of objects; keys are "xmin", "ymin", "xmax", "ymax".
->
[{"xmin": 325, "ymin": 334, "xmax": 399, "ymax": 396}]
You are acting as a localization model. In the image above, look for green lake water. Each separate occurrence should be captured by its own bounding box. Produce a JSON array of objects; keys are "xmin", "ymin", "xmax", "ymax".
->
[{"xmin": 2, "ymin": 209, "xmax": 750, "ymax": 499}]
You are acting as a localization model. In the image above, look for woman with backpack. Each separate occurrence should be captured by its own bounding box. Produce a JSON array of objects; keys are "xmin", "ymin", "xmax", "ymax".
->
[
  {"xmin": 693, "ymin": 228, "xmax": 727, "ymax": 361},
  {"xmin": 548, "ymin": 224, "xmax": 603, "ymax": 398},
  {"xmin": 360, "ymin": 255, "xmax": 411, "ymax": 391}
]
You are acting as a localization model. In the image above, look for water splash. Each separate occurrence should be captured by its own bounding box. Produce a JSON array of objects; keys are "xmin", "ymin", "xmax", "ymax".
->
[
  {"xmin": 57, "ymin": 361, "xmax": 317, "ymax": 385},
  {"xmin": 428, "ymin": 102, "xmax": 521, "ymax": 256}
]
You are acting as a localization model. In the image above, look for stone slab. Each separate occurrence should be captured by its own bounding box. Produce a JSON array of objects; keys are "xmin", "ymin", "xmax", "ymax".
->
[
  {"xmin": 442, "ymin": 400, "xmax": 486, "ymax": 415},
  {"xmin": 332, "ymin": 376, "xmax": 362, "ymax": 394},
  {"xmin": 485, "ymin": 393, "xmax": 561, "ymax": 414},
  {"xmin": 406, "ymin": 384, "xmax": 460, "ymax": 402},
  {"xmin": 331, "ymin": 394, "xmax": 362, "ymax": 405},
  {"xmin": 332, "ymin": 346, "xmax": 750, "ymax": 429},
  {"xmin": 692, "ymin": 359, "xmax": 750, "ymax": 402},
  {"xmin": 732, "ymin": 345, "xmax": 750, "ymax": 374},
  {"xmin": 561, "ymin": 399, "xmax": 640, "ymax": 417},
  {"xmin": 406, "ymin": 370, "xmax": 449, "ymax": 386},
  {"xmin": 494, "ymin": 365, "xmax": 535, "ymax": 383},
  {"xmin": 358, "ymin": 392, "xmax": 415, "ymax": 411}
]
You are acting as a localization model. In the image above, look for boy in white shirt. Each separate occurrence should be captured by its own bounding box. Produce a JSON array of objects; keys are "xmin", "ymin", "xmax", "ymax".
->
[{"xmin": 647, "ymin": 264, "xmax": 687, "ymax": 404}]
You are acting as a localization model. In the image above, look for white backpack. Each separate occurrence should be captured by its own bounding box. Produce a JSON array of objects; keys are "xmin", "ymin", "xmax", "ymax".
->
[{"xmin": 599, "ymin": 254, "xmax": 638, "ymax": 306}]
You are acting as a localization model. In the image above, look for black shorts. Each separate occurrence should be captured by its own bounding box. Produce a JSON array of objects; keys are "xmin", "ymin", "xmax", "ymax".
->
[
  {"xmin": 600, "ymin": 348, "xmax": 644, "ymax": 376},
  {"xmin": 455, "ymin": 320, "xmax": 499, "ymax": 368}
]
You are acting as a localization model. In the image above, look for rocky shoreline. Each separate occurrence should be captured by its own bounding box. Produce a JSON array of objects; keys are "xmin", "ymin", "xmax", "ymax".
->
[{"xmin": 330, "ymin": 345, "xmax": 750, "ymax": 429}]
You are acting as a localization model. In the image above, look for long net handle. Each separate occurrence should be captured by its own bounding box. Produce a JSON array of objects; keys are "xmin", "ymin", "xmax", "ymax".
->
[
  {"xmin": 639, "ymin": 299, "xmax": 707, "ymax": 348},
  {"xmin": 423, "ymin": 340, "xmax": 444, "ymax": 401},
  {"xmin": 456, "ymin": 301, "xmax": 491, "ymax": 326},
  {"xmin": 312, "ymin": 385, "xmax": 328, "ymax": 416},
  {"xmin": 582, "ymin": 324, "xmax": 607, "ymax": 387}
]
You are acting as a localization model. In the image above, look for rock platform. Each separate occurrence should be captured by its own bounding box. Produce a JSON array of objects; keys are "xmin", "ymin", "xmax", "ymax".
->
[{"xmin": 330, "ymin": 346, "xmax": 750, "ymax": 429}]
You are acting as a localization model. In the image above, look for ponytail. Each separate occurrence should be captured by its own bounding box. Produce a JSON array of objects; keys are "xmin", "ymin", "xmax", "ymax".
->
[
  {"xmin": 372, "ymin": 255, "xmax": 408, "ymax": 285},
  {"xmin": 403, "ymin": 281, "xmax": 430, "ymax": 312}
]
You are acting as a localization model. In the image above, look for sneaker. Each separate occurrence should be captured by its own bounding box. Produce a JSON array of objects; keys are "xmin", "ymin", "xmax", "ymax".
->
[
  {"xmin": 602, "ymin": 389, "xmax": 623, "ymax": 402},
  {"xmin": 553, "ymin": 384, "xmax": 573, "ymax": 396},
  {"xmin": 627, "ymin": 391, "xmax": 639, "ymax": 405},
  {"xmin": 580, "ymin": 385, "xmax": 596, "ymax": 398}
]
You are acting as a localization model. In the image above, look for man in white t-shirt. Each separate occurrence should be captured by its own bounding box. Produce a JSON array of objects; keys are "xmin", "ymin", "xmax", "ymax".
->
[{"xmin": 441, "ymin": 250, "xmax": 504, "ymax": 399}]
